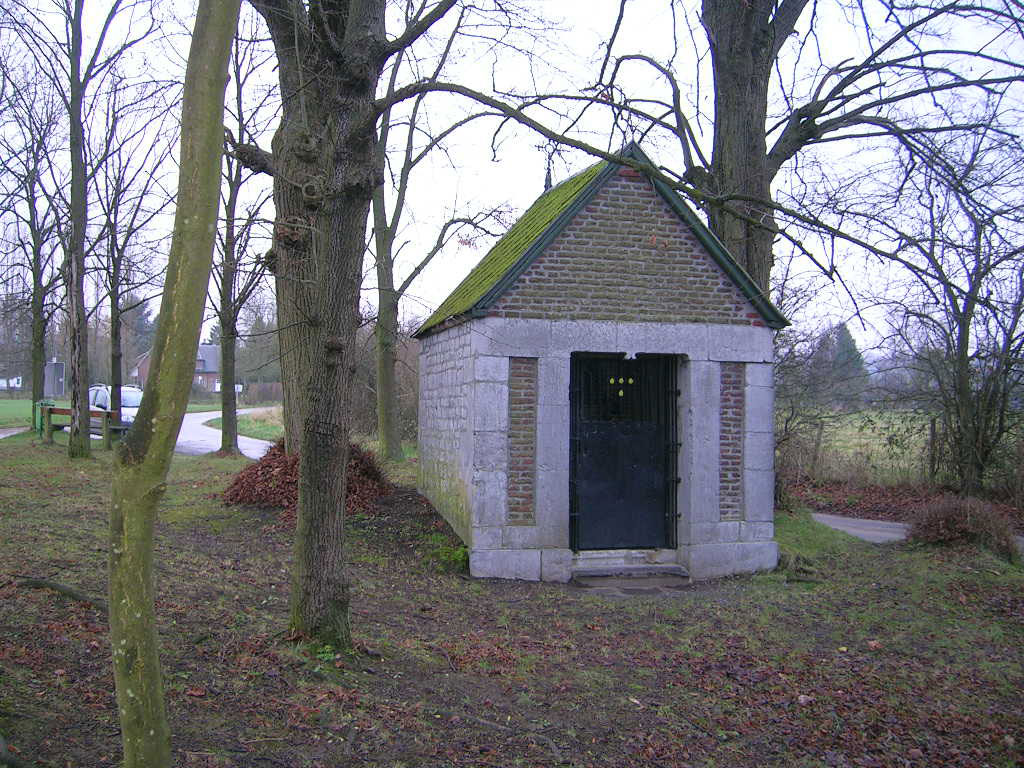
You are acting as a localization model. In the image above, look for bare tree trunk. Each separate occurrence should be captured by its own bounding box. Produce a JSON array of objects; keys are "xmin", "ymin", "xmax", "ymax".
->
[
  {"xmin": 272, "ymin": 105, "xmax": 362, "ymax": 644},
  {"xmin": 30, "ymin": 271, "xmax": 46, "ymax": 428},
  {"xmin": 110, "ymin": 293, "xmax": 123, "ymax": 423},
  {"xmin": 273, "ymin": 206, "xmax": 311, "ymax": 455},
  {"xmin": 372, "ymin": 183, "xmax": 403, "ymax": 462},
  {"xmin": 219, "ymin": 315, "xmax": 238, "ymax": 453},
  {"xmin": 928, "ymin": 417, "xmax": 938, "ymax": 483},
  {"xmin": 266, "ymin": 112, "xmax": 317, "ymax": 458},
  {"xmin": 66, "ymin": 0, "xmax": 90, "ymax": 458},
  {"xmin": 251, "ymin": 0, "xmax": 395, "ymax": 646},
  {"xmin": 375, "ymin": 285, "xmax": 402, "ymax": 460},
  {"xmin": 108, "ymin": 2, "xmax": 239, "ymax": 764}
]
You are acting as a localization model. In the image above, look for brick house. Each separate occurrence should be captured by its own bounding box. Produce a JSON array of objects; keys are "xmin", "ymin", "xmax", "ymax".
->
[
  {"xmin": 133, "ymin": 343, "xmax": 221, "ymax": 391},
  {"xmin": 414, "ymin": 143, "xmax": 788, "ymax": 582}
]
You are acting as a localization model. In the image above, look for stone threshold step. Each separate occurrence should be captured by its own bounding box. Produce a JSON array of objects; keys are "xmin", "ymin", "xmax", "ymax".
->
[{"xmin": 571, "ymin": 564, "xmax": 688, "ymax": 580}]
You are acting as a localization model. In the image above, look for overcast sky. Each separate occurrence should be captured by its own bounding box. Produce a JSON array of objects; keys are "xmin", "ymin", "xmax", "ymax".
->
[{"xmin": 17, "ymin": 0, "xmax": 1023, "ymax": 355}]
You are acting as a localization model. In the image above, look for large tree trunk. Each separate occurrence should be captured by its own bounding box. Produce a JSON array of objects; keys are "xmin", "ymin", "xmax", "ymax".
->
[
  {"xmin": 66, "ymin": 0, "xmax": 90, "ymax": 458},
  {"xmin": 703, "ymin": 0, "xmax": 780, "ymax": 291},
  {"xmin": 253, "ymin": 0, "xmax": 388, "ymax": 646},
  {"xmin": 108, "ymin": 3, "xmax": 239, "ymax": 765},
  {"xmin": 274, "ymin": 105, "xmax": 366, "ymax": 646}
]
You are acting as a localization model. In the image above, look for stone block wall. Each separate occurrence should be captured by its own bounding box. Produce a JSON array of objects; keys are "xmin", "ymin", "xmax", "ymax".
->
[
  {"xmin": 417, "ymin": 322, "xmax": 474, "ymax": 541},
  {"xmin": 439, "ymin": 316, "xmax": 778, "ymax": 583}
]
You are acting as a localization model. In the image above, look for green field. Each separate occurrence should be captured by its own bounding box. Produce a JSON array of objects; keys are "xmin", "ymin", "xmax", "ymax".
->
[{"xmin": 780, "ymin": 407, "xmax": 938, "ymax": 486}]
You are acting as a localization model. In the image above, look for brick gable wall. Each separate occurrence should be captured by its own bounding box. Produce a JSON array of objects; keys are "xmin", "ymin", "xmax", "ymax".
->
[
  {"xmin": 506, "ymin": 357, "xmax": 538, "ymax": 525},
  {"xmin": 490, "ymin": 169, "xmax": 760, "ymax": 326},
  {"xmin": 719, "ymin": 362, "xmax": 745, "ymax": 521}
]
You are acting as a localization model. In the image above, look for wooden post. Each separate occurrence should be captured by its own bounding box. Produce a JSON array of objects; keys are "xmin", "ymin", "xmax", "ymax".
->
[
  {"xmin": 43, "ymin": 406, "xmax": 53, "ymax": 444},
  {"xmin": 102, "ymin": 411, "xmax": 111, "ymax": 450}
]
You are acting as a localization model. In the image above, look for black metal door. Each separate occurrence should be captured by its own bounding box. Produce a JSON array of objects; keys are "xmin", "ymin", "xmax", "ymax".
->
[{"xmin": 570, "ymin": 354, "xmax": 678, "ymax": 550}]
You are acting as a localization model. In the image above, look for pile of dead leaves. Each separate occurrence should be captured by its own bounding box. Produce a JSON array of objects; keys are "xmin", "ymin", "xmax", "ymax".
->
[{"xmin": 222, "ymin": 439, "xmax": 389, "ymax": 523}]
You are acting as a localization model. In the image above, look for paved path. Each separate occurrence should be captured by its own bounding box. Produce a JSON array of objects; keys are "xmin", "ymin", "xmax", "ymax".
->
[
  {"xmin": 812, "ymin": 513, "xmax": 910, "ymax": 543},
  {"xmin": 175, "ymin": 409, "xmax": 272, "ymax": 460},
  {"xmin": 813, "ymin": 511, "xmax": 1024, "ymax": 553}
]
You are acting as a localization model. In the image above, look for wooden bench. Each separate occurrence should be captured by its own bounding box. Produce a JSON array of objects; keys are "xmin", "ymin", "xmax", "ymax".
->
[{"xmin": 41, "ymin": 406, "xmax": 131, "ymax": 450}]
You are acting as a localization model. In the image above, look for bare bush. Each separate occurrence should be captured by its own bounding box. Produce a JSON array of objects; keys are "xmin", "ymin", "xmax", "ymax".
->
[{"xmin": 910, "ymin": 496, "xmax": 1019, "ymax": 562}]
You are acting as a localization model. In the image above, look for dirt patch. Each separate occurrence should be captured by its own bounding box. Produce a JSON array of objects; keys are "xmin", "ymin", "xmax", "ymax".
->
[
  {"xmin": 1, "ymin": 435, "xmax": 1022, "ymax": 767},
  {"xmin": 791, "ymin": 479, "xmax": 1024, "ymax": 533}
]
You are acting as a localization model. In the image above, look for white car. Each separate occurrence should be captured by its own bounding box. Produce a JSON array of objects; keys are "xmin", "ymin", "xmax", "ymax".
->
[{"xmin": 88, "ymin": 385, "xmax": 144, "ymax": 424}]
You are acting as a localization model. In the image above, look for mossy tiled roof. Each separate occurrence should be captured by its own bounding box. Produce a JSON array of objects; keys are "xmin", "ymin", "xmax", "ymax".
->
[
  {"xmin": 416, "ymin": 160, "xmax": 607, "ymax": 335},
  {"xmin": 414, "ymin": 143, "xmax": 788, "ymax": 336}
]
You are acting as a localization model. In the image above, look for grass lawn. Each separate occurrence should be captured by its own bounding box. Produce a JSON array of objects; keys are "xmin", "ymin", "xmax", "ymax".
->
[
  {"xmin": 0, "ymin": 399, "xmax": 39, "ymax": 428},
  {"xmin": 0, "ymin": 431, "xmax": 1021, "ymax": 766},
  {"xmin": 206, "ymin": 407, "xmax": 285, "ymax": 442}
]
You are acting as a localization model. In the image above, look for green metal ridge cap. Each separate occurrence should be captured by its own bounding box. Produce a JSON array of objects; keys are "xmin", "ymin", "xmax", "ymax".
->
[{"xmin": 413, "ymin": 159, "xmax": 611, "ymax": 338}]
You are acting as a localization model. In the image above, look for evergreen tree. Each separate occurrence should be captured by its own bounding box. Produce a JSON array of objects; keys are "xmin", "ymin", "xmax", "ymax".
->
[
  {"xmin": 808, "ymin": 323, "xmax": 868, "ymax": 410},
  {"xmin": 123, "ymin": 295, "xmax": 156, "ymax": 354},
  {"xmin": 832, "ymin": 324, "xmax": 868, "ymax": 409}
]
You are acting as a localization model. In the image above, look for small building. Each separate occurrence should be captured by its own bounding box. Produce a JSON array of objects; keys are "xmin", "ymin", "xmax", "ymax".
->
[
  {"xmin": 414, "ymin": 144, "xmax": 788, "ymax": 582},
  {"xmin": 133, "ymin": 343, "xmax": 221, "ymax": 391}
]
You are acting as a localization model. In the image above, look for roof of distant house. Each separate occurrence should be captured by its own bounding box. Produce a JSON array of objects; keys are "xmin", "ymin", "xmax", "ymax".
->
[
  {"xmin": 195, "ymin": 344, "xmax": 220, "ymax": 373},
  {"xmin": 136, "ymin": 343, "xmax": 221, "ymax": 373}
]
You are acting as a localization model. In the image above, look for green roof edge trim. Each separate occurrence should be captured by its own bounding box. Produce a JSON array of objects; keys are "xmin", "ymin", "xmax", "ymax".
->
[
  {"xmin": 415, "ymin": 142, "xmax": 789, "ymax": 337},
  {"xmin": 619, "ymin": 142, "xmax": 789, "ymax": 330}
]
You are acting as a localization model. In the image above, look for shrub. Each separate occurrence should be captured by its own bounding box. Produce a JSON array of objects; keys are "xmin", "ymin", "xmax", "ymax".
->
[
  {"xmin": 909, "ymin": 495, "xmax": 1019, "ymax": 562},
  {"xmin": 424, "ymin": 532, "xmax": 469, "ymax": 572}
]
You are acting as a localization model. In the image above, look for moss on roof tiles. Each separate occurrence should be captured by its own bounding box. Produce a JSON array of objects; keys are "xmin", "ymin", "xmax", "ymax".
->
[{"xmin": 417, "ymin": 160, "xmax": 606, "ymax": 334}]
